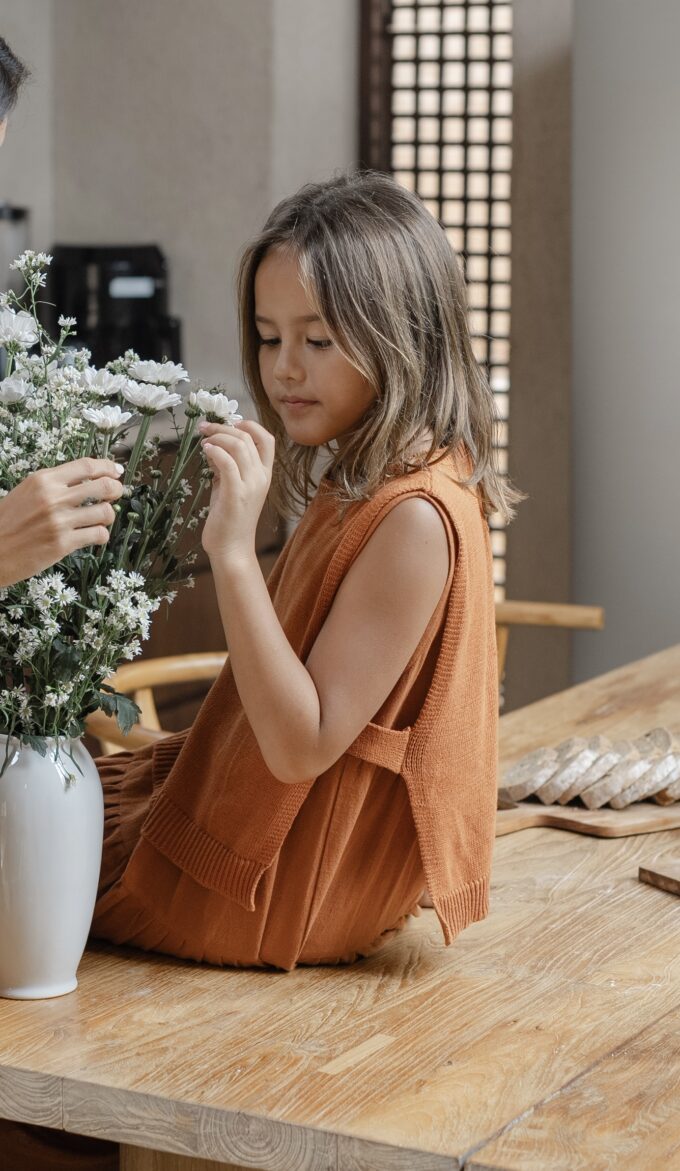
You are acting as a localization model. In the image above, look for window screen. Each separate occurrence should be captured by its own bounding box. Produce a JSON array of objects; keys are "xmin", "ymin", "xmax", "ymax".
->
[{"xmin": 360, "ymin": 0, "xmax": 512, "ymax": 600}]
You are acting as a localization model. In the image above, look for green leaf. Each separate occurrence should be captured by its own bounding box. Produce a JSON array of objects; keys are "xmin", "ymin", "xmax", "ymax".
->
[
  {"xmin": 52, "ymin": 638, "xmax": 82, "ymax": 676},
  {"xmin": 98, "ymin": 686, "xmax": 141, "ymax": 736},
  {"xmin": 98, "ymin": 690, "xmax": 117, "ymax": 718},
  {"xmin": 114, "ymin": 693, "xmax": 142, "ymax": 736},
  {"xmin": 23, "ymin": 735, "xmax": 48, "ymax": 757}
]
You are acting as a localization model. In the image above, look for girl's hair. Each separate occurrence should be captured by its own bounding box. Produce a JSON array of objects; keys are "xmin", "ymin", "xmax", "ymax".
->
[
  {"xmin": 0, "ymin": 37, "xmax": 30, "ymax": 120},
  {"xmin": 237, "ymin": 170, "xmax": 523, "ymax": 523}
]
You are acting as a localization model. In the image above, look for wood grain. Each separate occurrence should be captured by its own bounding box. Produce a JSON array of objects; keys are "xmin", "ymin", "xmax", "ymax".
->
[
  {"xmin": 638, "ymin": 859, "xmax": 680, "ymax": 896},
  {"xmin": 318, "ymin": 1035, "xmax": 396, "ymax": 1076},
  {"xmin": 496, "ymin": 800, "xmax": 680, "ymax": 837},
  {"xmin": 2, "ymin": 823, "xmax": 680, "ymax": 1168},
  {"xmin": 494, "ymin": 600, "xmax": 604, "ymax": 629},
  {"xmin": 468, "ymin": 1004, "xmax": 680, "ymax": 1170},
  {"xmin": 0, "ymin": 1065, "xmax": 62, "ymax": 1128},
  {"xmin": 65, "ymin": 1079, "xmax": 337, "ymax": 1170},
  {"xmin": 500, "ymin": 643, "xmax": 680, "ymax": 766},
  {"xmin": 121, "ymin": 1149, "xmax": 244, "ymax": 1171},
  {"xmin": 120, "ymin": 1139, "xmax": 458, "ymax": 1171},
  {"xmin": 1, "ymin": 643, "xmax": 680, "ymax": 1170}
]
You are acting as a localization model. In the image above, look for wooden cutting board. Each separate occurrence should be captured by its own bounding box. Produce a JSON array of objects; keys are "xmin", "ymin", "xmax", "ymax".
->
[
  {"xmin": 496, "ymin": 797, "xmax": 680, "ymax": 838},
  {"xmin": 638, "ymin": 860, "xmax": 680, "ymax": 894}
]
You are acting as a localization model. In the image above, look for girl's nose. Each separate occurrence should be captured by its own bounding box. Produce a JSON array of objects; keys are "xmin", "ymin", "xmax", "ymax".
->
[{"xmin": 274, "ymin": 344, "xmax": 304, "ymax": 384}]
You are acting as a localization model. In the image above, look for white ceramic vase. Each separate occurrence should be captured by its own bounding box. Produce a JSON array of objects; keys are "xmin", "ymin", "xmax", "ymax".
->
[{"xmin": 0, "ymin": 736, "xmax": 103, "ymax": 999}]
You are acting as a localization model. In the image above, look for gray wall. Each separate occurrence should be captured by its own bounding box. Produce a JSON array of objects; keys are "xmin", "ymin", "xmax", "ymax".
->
[
  {"xmin": 0, "ymin": 0, "xmax": 54, "ymax": 251},
  {"xmin": 505, "ymin": 0, "xmax": 572, "ymax": 710},
  {"xmin": 572, "ymin": 0, "xmax": 680, "ymax": 680},
  {"xmin": 1, "ymin": 0, "xmax": 358, "ymax": 395},
  {"xmin": 52, "ymin": 0, "xmax": 272, "ymax": 390},
  {"xmin": 272, "ymin": 0, "xmax": 358, "ymax": 205}
]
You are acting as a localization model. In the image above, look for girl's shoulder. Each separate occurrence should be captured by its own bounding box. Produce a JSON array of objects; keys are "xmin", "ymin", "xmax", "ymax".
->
[
  {"xmin": 311, "ymin": 444, "xmax": 478, "ymax": 541},
  {"xmin": 372, "ymin": 445, "xmax": 475, "ymax": 507}
]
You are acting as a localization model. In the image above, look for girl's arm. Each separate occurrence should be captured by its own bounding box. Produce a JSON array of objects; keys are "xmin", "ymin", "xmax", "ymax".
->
[{"xmin": 200, "ymin": 420, "xmax": 450, "ymax": 785}]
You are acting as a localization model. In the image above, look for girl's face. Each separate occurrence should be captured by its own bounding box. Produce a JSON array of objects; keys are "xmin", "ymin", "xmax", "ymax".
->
[{"xmin": 254, "ymin": 248, "xmax": 377, "ymax": 446}]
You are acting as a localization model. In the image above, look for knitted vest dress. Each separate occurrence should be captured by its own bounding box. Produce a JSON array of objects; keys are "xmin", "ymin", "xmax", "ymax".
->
[{"xmin": 91, "ymin": 448, "xmax": 498, "ymax": 971}]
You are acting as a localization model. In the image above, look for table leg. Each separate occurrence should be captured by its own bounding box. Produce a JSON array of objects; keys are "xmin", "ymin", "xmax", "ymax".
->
[{"xmin": 120, "ymin": 1146, "xmax": 257, "ymax": 1171}]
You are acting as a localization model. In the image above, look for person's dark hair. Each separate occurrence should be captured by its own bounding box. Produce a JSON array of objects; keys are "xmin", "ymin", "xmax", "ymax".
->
[{"xmin": 0, "ymin": 36, "xmax": 30, "ymax": 120}]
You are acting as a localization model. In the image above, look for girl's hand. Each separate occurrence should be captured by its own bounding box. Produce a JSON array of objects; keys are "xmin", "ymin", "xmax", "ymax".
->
[{"xmin": 200, "ymin": 420, "xmax": 275, "ymax": 565}]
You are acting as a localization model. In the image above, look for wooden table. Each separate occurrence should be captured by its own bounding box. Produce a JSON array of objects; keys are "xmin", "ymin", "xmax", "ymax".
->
[{"xmin": 1, "ymin": 644, "xmax": 680, "ymax": 1171}]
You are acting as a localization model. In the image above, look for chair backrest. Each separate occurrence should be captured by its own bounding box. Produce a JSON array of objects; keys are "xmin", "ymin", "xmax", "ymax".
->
[
  {"xmin": 86, "ymin": 601, "xmax": 605, "ymax": 753},
  {"xmin": 87, "ymin": 653, "xmax": 227, "ymax": 754},
  {"xmin": 494, "ymin": 600, "xmax": 604, "ymax": 679}
]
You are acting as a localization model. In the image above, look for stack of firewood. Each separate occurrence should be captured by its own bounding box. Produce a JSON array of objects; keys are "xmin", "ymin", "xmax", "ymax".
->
[{"xmin": 501, "ymin": 728, "xmax": 680, "ymax": 809}]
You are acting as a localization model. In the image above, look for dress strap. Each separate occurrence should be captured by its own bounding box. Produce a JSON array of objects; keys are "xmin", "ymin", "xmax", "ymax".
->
[{"xmin": 346, "ymin": 722, "xmax": 411, "ymax": 773}]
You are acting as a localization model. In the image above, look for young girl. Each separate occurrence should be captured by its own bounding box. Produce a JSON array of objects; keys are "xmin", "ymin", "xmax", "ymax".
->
[
  {"xmin": 1, "ymin": 169, "xmax": 523, "ymax": 1168},
  {"xmin": 89, "ymin": 170, "xmax": 521, "ymax": 972}
]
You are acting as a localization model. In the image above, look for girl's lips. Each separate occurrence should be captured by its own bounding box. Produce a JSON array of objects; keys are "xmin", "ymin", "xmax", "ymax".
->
[{"xmin": 280, "ymin": 398, "xmax": 318, "ymax": 408}]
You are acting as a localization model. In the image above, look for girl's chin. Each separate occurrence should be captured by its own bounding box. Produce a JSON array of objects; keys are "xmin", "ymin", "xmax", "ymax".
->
[{"xmin": 281, "ymin": 423, "xmax": 333, "ymax": 447}]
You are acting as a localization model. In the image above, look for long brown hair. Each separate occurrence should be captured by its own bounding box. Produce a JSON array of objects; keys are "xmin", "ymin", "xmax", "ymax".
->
[{"xmin": 237, "ymin": 171, "xmax": 523, "ymax": 522}]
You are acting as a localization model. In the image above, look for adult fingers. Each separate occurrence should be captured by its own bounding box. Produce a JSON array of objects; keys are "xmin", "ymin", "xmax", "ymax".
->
[
  {"xmin": 50, "ymin": 457, "xmax": 125, "ymax": 487},
  {"xmin": 71, "ymin": 501, "xmax": 117, "ymax": 529},
  {"xmin": 67, "ymin": 477, "xmax": 125, "ymax": 507},
  {"xmin": 66, "ymin": 524, "xmax": 111, "ymax": 552}
]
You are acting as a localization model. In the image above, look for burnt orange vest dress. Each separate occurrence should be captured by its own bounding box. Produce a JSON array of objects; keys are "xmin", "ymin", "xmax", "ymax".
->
[{"xmin": 91, "ymin": 450, "xmax": 498, "ymax": 971}]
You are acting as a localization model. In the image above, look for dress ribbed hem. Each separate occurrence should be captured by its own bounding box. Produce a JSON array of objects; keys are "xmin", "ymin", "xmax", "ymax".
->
[
  {"xmin": 141, "ymin": 794, "xmax": 267, "ymax": 911},
  {"xmin": 432, "ymin": 876, "xmax": 489, "ymax": 945}
]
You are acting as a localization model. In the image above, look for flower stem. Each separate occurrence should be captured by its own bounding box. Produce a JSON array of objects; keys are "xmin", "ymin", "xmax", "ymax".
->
[{"xmin": 123, "ymin": 414, "xmax": 152, "ymax": 483}]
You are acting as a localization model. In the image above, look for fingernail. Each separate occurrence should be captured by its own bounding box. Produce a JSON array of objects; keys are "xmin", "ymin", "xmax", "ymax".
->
[
  {"xmin": 197, "ymin": 421, "xmax": 209, "ymax": 432},
  {"xmin": 114, "ymin": 463, "xmax": 125, "ymax": 475}
]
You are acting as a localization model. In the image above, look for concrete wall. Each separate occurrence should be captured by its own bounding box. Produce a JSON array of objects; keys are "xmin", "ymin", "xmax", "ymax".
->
[
  {"xmin": 572, "ymin": 0, "xmax": 680, "ymax": 680},
  {"xmin": 0, "ymin": 0, "xmax": 54, "ymax": 253},
  {"xmin": 2, "ymin": 0, "xmax": 359, "ymax": 395},
  {"xmin": 52, "ymin": 0, "xmax": 273, "ymax": 390},
  {"xmin": 272, "ymin": 0, "xmax": 358, "ymax": 205},
  {"xmin": 504, "ymin": 0, "xmax": 573, "ymax": 710}
]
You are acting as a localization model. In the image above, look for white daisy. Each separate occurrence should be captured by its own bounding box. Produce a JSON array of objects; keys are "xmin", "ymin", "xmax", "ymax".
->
[
  {"xmin": 0, "ymin": 307, "xmax": 39, "ymax": 348},
  {"xmin": 188, "ymin": 389, "xmax": 242, "ymax": 424},
  {"xmin": 0, "ymin": 377, "xmax": 31, "ymax": 405},
  {"xmin": 129, "ymin": 359, "xmax": 189, "ymax": 386},
  {"xmin": 121, "ymin": 382, "xmax": 182, "ymax": 413},
  {"xmin": 81, "ymin": 405, "xmax": 133, "ymax": 432}
]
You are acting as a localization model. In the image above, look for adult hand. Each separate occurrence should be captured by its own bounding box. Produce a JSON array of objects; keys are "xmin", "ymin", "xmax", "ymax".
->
[
  {"xmin": 0, "ymin": 458, "xmax": 125, "ymax": 587},
  {"xmin": 199, "ymin": 419, "xmax": 275, "ymax": 565}
]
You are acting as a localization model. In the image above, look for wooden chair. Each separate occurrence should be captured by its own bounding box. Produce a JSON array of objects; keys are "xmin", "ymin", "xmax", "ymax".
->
[
  {"xmin": 494, "ymin": 600, "xmax": 605, "ymax": 681},
  {"xmin": 86, "ymin": 601, "xmax": 605, "ymax": 754},
  {"xmin": 86, "ymin": 652, "xmax": 227, "ymax": 755}
]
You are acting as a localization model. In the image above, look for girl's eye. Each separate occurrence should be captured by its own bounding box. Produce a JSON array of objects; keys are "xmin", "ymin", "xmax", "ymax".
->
[{"xmin": 257, "ymin": 334, "xmax": 331, "ymax": 349}]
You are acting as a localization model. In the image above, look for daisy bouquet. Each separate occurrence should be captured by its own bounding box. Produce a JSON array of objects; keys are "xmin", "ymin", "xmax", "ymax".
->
[{"xmin": 0, "ymin": 250, "xmax": 240, "ymax": 764}]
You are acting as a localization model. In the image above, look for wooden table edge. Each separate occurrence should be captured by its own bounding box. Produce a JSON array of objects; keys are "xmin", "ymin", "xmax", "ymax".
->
[{"xmin": 1, "ymin": 1064, "xmax": 466, "ymax": 1170}]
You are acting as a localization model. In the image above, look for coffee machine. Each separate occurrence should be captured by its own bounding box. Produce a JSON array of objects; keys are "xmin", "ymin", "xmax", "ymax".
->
[{"xmin": 43, "ymin": 244, "xmax": 182, "ymax": 367}]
